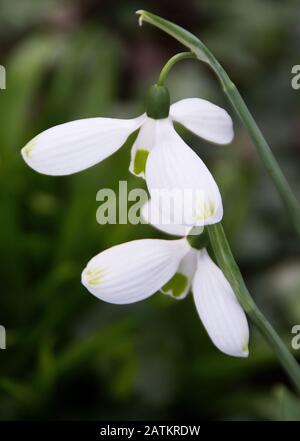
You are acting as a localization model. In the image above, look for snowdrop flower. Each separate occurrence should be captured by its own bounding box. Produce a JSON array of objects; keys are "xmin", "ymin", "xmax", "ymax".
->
[
  {"xmin": 81, "ymin": 202, "xmax": 249, "ymax": 358},
  {"xmin": 81, "ymin": 238, "xmax": 249, "ymax": 358},
  {"xmin": 21, "ymin": 85, "xmax": 233, "ymax": 226}
]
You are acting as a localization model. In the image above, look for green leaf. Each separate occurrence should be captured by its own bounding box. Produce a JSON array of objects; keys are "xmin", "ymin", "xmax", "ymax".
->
[{"xmin": 275, "ymin": 385, "xmax": 300, "ymax": 421}]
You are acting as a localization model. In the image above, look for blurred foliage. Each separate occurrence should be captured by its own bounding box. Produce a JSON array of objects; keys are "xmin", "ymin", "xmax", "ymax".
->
[{"xmin": 0, "ymin": 0, "xmax": 300, "ymax": 421}]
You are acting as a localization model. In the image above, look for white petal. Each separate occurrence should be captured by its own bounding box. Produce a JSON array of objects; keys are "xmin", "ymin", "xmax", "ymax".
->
[
  {"xmin": 192, "ymin": 249, "xmax": 249, "ymax": 357},
  {"xmin": 129, "ymin": 116, "xmax": 157, "ymax": 178},
  {"xmin": 81, "ymin": 238, "xmax": 190, "ymax": 304},
  {"xmin": 141, "ymin": 200, "xmax": 191, "ymax": 236},
  {"xmin": 170, "ymin": 98, "xmax": 233, "ymax": 144},
  {"xmin": 161, "ymin": 248, "xmax": 197, "ymax": 300},
  {"xmin": 21, "ymin": 115, "xmax": 145, "ymax": 176},
  {"xmin": 146, "ymin": 119, "xmax": 223, "ymax": 227}
]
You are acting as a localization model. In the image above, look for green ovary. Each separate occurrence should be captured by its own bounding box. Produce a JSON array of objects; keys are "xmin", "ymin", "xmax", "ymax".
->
[
  {"xmin": 162, "ymin": 272, "xmax": 188, "ymax": 298},
  {"xmin": 133, "ymin": 149, "xmax": 149, "ymax": 175}
]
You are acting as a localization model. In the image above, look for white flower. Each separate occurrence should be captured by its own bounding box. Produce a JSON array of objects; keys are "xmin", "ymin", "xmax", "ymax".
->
[
  {"xmin": 81, "ymin": 205, "xmax": 249, "ymax": 358},
  {"xmin": 21, "ymin": 98, "xmax": 233, "ymax": 227}
]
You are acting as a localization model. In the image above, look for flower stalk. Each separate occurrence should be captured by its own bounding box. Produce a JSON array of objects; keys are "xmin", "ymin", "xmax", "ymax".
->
[
  {"xmin": 207, "ymin": 222, "xmax": 300, "ymax": 395},
  {"xmin": 157, "ymin": 51, "xmax": 196, "ymax": 86},
  {"xmin": 187, "ymin": 228, "xmax": 209, "ymax": 250},
  {"xmin": 137, "ymin": 10, "xmax": 300, "ymax": 238}
]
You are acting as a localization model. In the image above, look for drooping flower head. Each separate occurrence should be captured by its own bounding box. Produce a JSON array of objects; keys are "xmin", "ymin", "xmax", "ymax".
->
[
  {"xmin": 81, "ymin": 200, "xmax": 249, "ymax": 358},
  {"xmin": 81, "ymin": 237, "xmax": 249, "ymax": 358},
  {"xmin": 21, "ymin": 84, "xmax": 233, "ymax": 228}
]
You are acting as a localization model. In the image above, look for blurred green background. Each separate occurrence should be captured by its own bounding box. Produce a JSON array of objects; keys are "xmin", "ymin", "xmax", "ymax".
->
[{"xmin": 1, "ymin": 0, "xmax": 300, "ymax": 421}]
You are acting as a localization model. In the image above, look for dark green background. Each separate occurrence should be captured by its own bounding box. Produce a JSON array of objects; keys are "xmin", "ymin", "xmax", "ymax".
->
[{"xmin": 0, "ymin": 0, "xmax": 300, "ymax": 420}]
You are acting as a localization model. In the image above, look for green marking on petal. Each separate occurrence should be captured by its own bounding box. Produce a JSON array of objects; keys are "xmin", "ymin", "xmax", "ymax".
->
[
  {"xmin": 23, "ymin": 139, "xmax": 36, "ymax": 158},
  {"xmin": 194, "ymin": 200, "xmax": 215, "ymax": 222},
  {"xmin": 133, "ymin": 149, "xmax": 149, "ymax": 176},
  {"xmin": 85, "ymin": 268, "xmax": 105, "ymax": 286},
  {"xmin": 162, "ymin": 272, "xmax": 188, "ymax": 298},
  {"xmin": 242, "ymin": 341, "xmax": 249, "ymax": 355}
]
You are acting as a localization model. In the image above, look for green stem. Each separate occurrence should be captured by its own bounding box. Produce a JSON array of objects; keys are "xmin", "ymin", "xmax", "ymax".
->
[
  {"xmin": 187, "ymin": 227, "xmax": 209, "ymax": 249},
  {"xmin": 157, "ymin": 51, "xmax": 196, "ymax": 85},
  {"xmin": 137, "ymin": 9, "xmax": 300, "ymax": 394},
  {"xmin": 137, "ymin": 10, "xmax": 300, "ymax": 238},
  {"xmin": 207, "ymin": 223, "xmax": 300, "ymax": 395}
]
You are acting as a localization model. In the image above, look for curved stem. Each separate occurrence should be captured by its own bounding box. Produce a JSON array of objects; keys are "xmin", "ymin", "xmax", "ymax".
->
[
  {"xmin": 207, "ymin": 223, "xmax": 300, "ymax": 395},
  {"xmin": 137, "ymin": 9, "xmax": 300, "ymax": 394},
  {"xmin": 137, "ymin": 10, "xmax": 300, "ymax": 238},
  {"xmin": 157, "ymin": 52, "xmax": 196, "ymax": 85}
]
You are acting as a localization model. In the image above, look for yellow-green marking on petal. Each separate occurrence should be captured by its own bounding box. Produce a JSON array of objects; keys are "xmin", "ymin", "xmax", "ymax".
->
[
  {"xmin": 23, "ymin": 139, "xmax": 36, "ymax": 159},
  {"xmin": 85, "ymin": 268, "xmax": 106, "ymax": 286},
  {"xmin": 133, "ymin": 149, "xmax": 149, "ymax": 176},
  {"xmin": 162, "ymin": 272, "xmax": 188, "ymax": 298},
  {"xmin": 242, "ymin": 341, "xmax": 249, "ymax": 356},
  {"xmin": 194, "ymin": 200, "xmax": 215, "ymax": 222}
]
